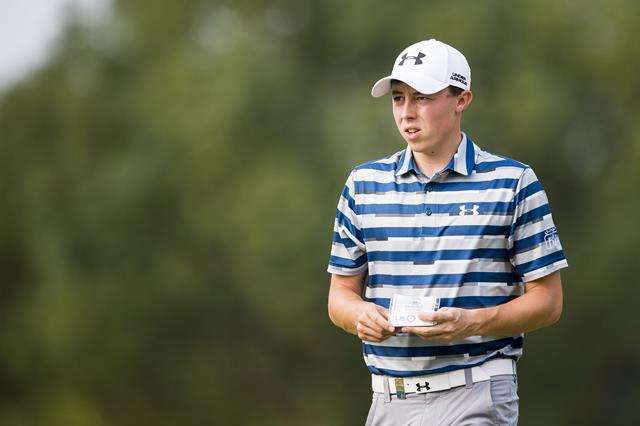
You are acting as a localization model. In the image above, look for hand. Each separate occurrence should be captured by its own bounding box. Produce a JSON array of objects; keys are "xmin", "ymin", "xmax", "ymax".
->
[
  {"xmin": 355, "ymin": 302, "xmax": 397, "ymax": 343},
  {"xmin": 401, "ymin": 307, "xmax": 481, "ymax": 343}
]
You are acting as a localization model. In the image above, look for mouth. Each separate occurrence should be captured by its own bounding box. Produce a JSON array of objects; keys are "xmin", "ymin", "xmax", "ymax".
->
[{"xmin": 404, "ymin": 127, "xmax": 421, "ymax": 139}]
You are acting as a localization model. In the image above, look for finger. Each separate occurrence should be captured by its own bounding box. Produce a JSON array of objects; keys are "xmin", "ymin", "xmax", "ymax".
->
[
  {"xmin": 401, "ymin": 326, "xmax": 433, "ymax": 341},
  {"xmin": 405, "ymin": 329, "xmax": 450, "ymax": 342},
  {"xmin": 363, "ymin": 311, "xmax": 385, "ymax": 333},
  {"xmin": 375, "ymin": 305, "xmax": 390, "ymax": 320},
  {"xmin": 361, "ymin": 334, "xmax": 385, "ymax": 343},
  {"xmin": 359, "ymin": 327, "xmax": 389, "ymax": 342},
  {"xmin": 370, "ymin": 308, "xmax": 393, "ymax": 330},
  {"xmin": 357, "ymin": 322, "xmax": 385, "ymax": 340},
  {"xmin": 360, "ymin": 317, "xmax": 395, "ymax": 337},
  {"xmin": 401, "ymin": 326, "xmax": 431, "ymax": 336},
  {"xmin": 419, "ymin": 308, "xmax": 454, "ymax": 323},
  {"xmin": 435, "ymin": 307, "xmax": 457, "ymax": 321},
  {"xmin": 367, "ymin": 310, "xmax": 395, "ymax": 333},
  {"xmin": 401, "ymin": 324, "xmax": 444, "ymax": 336},
  {"xmin": 418, "ymin": 311, "xmax": 438, "ymax": 322}
]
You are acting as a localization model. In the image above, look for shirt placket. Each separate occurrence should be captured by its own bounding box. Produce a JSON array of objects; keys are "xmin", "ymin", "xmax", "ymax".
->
[{"xmin": 420, "ymin": 176, "xmax": 438, "ymax": 237}]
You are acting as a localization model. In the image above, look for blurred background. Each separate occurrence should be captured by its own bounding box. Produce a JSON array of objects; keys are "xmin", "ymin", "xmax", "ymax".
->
[{"xmin": 1, "ymin": 0, "xmax": 639, "ymax": 425}]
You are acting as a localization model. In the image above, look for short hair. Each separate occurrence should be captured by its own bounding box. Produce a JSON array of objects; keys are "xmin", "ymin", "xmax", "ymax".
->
[{"xmin": 447, "ymin": 86, "xmax": 464, "ymax": 97}]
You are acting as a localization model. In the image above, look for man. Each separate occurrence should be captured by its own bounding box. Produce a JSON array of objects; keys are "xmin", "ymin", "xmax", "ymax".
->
[{"xmin": 327, "ymin": 39, "xmax": 567, "ymax": 425}]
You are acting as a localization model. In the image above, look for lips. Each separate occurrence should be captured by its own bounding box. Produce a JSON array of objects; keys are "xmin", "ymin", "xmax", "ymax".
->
[{"xmin": 404, "ymin": 127, "xmax": 421, "ymax": 139}]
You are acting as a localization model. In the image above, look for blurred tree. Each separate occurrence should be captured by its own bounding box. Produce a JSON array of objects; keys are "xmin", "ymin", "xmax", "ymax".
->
[{"xmin": 0, "ymin": 0, "xmax": 638, "ymax": 425}]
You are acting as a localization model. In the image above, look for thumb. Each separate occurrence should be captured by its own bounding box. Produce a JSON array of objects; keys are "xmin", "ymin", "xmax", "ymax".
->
[
  {"xmin": 419, "ymin": 308, "xmax": 452, "ymax": 322},
  {"xmin": 418, "ymin": 310, "xmax": 437, "ymax": 322}
]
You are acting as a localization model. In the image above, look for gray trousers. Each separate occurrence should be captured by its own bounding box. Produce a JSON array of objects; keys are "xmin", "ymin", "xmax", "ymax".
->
[{"xmin": 365, "ymin": 374, "xmax": 518, "ymax": 426}]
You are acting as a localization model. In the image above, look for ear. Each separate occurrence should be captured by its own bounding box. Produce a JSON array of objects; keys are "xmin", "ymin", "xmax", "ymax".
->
[{"xmin": 456, "ymin": 90, "xmax": 473, "ymax": 113}]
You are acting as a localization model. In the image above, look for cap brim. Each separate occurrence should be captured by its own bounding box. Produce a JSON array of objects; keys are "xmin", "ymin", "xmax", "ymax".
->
[{"xmin": 371, "ymin": 74, "xmax": 449, "ymax": 97}]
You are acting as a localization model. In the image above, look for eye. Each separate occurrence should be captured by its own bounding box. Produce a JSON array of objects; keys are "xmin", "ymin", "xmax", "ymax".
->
[
  {"xmin": 416, "ymin": 95, "xmax": 431, "ymax": 102},
  {"xmin": 392, "ymin": 95, "xmax": 403, "ymax": 102}
]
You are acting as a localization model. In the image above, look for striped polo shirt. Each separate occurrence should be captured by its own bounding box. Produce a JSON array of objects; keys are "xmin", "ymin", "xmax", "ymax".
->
[{"xmin": 327, "ymin": 132, "xmax": 568, "ymax": 377}]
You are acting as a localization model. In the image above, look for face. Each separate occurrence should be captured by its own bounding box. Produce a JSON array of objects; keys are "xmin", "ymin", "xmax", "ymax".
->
[{"xmin": 391, "ymin": 81, "xmax": 471, "ymax": 153}]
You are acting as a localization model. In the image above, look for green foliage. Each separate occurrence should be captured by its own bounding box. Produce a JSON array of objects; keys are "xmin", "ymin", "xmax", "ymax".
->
[{"xmin": 1, "ymin": 0, "xmax": 639, "ymax": 424}]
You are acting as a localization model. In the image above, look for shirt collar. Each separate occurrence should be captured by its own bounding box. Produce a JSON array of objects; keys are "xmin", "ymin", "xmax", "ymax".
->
[{"xmin": 395, "ymin": 132, "xmax": 478, "ymax": 177}]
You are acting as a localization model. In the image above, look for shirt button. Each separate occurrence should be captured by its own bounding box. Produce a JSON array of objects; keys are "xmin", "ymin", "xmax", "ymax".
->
[
  {"xmin": 426, "ymin": 208, "xmax": 432, "ymax": 216},
  {"xmin": 425, "ymin": 184, "xmax": 432, "ymax": 192}
]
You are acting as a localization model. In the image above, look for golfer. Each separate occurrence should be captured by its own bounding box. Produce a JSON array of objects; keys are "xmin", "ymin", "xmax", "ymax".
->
[{"xmin": 327, "ymin": 39, "xmax": 568, "ymax": 425}]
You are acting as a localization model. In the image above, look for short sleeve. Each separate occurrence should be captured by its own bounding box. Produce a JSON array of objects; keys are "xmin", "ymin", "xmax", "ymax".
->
[
  {"xmin": 327, "ymin": 171, "xmax": 368, "ymax": 276},
  {"xmin": 508, "ymin": 167, "xmax": 568, "ymax": 282}
]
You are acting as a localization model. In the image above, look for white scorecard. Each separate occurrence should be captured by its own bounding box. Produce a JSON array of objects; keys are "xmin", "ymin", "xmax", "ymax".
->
[{"xmin": 388, "ymin": 294, "xmax": 440, "ymax": 327}]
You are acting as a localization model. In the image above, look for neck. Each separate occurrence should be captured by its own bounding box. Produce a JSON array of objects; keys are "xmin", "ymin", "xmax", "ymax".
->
[{"xmin": 412, "ymin": 130, "xmax": 462, "ymax": 177}]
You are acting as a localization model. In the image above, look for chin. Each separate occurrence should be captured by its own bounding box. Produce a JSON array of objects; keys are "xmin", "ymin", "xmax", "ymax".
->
[{"xmin": 407, "ymin": 138, "xmax": 436, "ymax": 153}]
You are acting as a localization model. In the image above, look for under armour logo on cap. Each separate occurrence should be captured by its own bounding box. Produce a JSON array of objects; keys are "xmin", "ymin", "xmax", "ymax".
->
[
  {"xmin": 398, "ymin": 52, "xmax": 426, "ymax": 66},
  {"xmin": 371, "ymin": 39, "xmax": 471, "ymax": 97}
]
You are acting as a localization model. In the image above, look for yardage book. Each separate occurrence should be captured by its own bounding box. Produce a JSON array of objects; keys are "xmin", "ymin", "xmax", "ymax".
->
[{"xmin": 388, "ymin": 294, "xmax": 440, "ymax": 327}]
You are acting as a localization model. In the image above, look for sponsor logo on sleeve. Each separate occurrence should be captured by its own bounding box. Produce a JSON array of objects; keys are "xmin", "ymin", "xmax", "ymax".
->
[{"xmin": 544, "ymin": 227, "xmax": 561, "ymax": 250}]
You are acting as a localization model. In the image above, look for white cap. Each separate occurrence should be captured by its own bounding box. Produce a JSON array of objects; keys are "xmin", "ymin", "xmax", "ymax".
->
[{"xmin": 371, "ymin": 39, "xmax": 471, "ymax": 97}]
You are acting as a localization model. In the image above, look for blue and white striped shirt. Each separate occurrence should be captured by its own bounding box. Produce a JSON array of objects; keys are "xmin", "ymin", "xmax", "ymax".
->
[{"xmin": 327, "ymin": 133, "xmax": 568, "ymax": 377}]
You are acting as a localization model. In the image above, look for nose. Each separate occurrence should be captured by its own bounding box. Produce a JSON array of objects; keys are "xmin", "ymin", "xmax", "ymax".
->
[{"xmin": 400, "ymin": 99, "xmax": 417, "ymax": 120}]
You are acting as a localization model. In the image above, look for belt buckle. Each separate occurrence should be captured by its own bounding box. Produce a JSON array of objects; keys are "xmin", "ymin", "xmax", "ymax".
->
[{"xmin": 394, "ymin": 378, "xmax": 406, "ymax": 399}]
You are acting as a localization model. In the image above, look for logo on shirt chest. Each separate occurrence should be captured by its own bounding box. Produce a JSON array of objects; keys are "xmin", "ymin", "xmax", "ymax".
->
[{"xmin": 458, "ymin": 204, "xmax": 480, "ymax": 216}]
